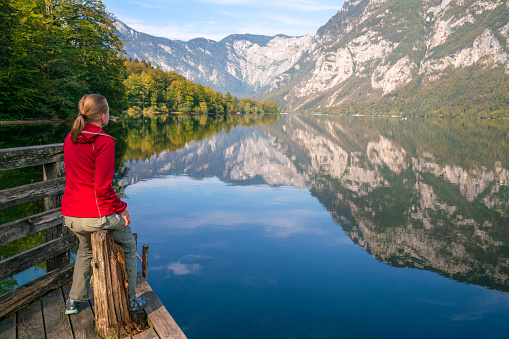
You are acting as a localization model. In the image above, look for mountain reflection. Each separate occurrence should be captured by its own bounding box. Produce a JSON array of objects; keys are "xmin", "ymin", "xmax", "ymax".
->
[{"xmin": 118, "ymin": 114, "xmax": 509, "ymax": 292}]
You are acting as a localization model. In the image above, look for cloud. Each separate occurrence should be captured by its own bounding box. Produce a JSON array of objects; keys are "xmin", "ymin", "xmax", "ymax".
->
[
  {"xmin": 198, "ymin": 0, "xmax": 342, "ymax": 12},
  {"xmin": 450, "ymin": 293, "xmax": 509, "ymax": 322},
  {"xmin": 167, "ymin": 262, "xmax": 202, "ymax": 275},
  {"xmin": 126, "ymin": 0, "xmax": 164, "ymax": 9},
  {"xmin": 115, "ymin": 15, "xmax": 227, "ymax": 41},
  {"xmin": 268, "ymin": 15, "xmax": 317, "ymax": 27},
  {"xmin": 151, "ymin": 208, "xmax": 330, "ymax": 238},
  {"xmin": 165, "ymin": 254, "xmax": 215, "ymax": 275}
]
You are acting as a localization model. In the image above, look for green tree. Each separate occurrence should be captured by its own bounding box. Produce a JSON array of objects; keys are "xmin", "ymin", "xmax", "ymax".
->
[{"xmin": 0, "ymin": 0, "xmax": 127, "ymax": 120}]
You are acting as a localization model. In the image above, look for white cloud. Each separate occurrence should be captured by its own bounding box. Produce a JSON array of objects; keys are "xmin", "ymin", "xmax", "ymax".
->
[
  {"xmin": 149, "ymin": 208, "xmax": 329, "ymax": 238},
  {"xmin": 121, "ymin": 20, "xmax": 226, "ymax": 41},
  {"xmin": 167, "ymin": 262, "xmax": 202, "ymax": 275},
  {"xmin": 198, "ymin": 0, "xmax": 341, "ymax": 12},
  {"xmin": 269, "ymin": 15, "xmax": 317, "ymax": 27},
  {"xmin": 109, "ymin": 0, "xmax": 343, "ymax": 40},
  {"xmin": 126, "ymin": 0, "xmax": 164, "ymax": 9}
]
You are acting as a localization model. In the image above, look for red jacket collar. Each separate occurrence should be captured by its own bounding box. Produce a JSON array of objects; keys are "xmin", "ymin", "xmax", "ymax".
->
[{"xmin": 77, "ymin": 124, "xmax": 109, "ymax": 144}]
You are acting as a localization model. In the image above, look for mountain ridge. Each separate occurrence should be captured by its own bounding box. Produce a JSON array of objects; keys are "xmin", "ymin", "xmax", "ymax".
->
[
  {"xmin": 115, "ymin": 20, "xmax": 312, "ymax": 98},
  {"xmin": 117, "ymin": 0, "xmax": 509, "ymax": 116}
]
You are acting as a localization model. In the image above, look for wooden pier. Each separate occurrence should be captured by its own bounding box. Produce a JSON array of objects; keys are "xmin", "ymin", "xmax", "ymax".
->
[
  {"xmin": 0, "ymin": 144, "xmax": 186, "ymax": 338},
  {"xmin": 0, "ymin": 273, "xmax": 184, "ymax": 339}
]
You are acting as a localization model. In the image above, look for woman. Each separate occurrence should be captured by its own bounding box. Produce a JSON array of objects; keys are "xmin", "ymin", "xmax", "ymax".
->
[{"xmin": 62, "ymin": 94, "xmax": 147, "ymax": 314}]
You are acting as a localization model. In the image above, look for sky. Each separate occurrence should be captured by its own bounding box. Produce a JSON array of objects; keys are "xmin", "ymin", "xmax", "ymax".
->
[{"xmin": 101, "ymin": 0, "xmax": 345, "ymax": 42}]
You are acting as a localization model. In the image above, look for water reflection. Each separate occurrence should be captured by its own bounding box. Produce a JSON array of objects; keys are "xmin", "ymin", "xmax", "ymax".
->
[
  {"xmin": 0, "ymin": 113, "xmax": 278, "ymax": 293},
  {"xmin": 120, "ymin": 115, "xmax": 509, "ymax": 292}
]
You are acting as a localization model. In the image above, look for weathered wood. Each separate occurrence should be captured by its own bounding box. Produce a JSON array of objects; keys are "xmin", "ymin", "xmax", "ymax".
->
[
  {"xmin": 0, "ymin": 263, "xmax": 74, "ymax": 318},
  {"xmin": 0, "ymin": 177, "xmax": 65, "ymax": 209},
  {"xmin": 42, "ymin": 288, "xmax": 74, "ymax": 338},
  {"xmin": 0, "ymin": 233, "xmax": 76, "ymax": 281},
  {"xmin": 136, "ymin": 273, "xmax": 187, "ymax": 339},
  {"xmin": 43, "ymin": 161, "xmax": 65, "ymax": 210},
  {"xmin": 43, "ymin": 160, "xmax": 69, "ymax": 272},
  {"xmin": 142, "ymin": 245, "xmax": 149, "ymax": 280},
  {"xmin": 92, "ymin": 230, "xmax": 131, "ymax": 338},
  {"xmin": 46, "ymin": 221, "xmax": 71, "ymax": 272},
  {"xmin": 0, "ymin": 208, "xmax": 63, "ymax": 245},
  {"xmin": 17, "ymin": 299, "xmax": 45, "ymax": 339},
  {"xmin": 0, "ymin": 143, "xmax": 63, "ymax": 171},
  {"xmin": 0, "ymin": 313, "xmax": 16, "ymax": 339},
  {"xmin": 63, "ymin": 284, "xmax": 102, "ymax": 339},
  {"xmin": 133, "ymin": 327, "xmax": 160, "ymax": 339}
]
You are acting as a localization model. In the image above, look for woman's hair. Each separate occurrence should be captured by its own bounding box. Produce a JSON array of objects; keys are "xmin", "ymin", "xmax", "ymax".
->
[{"xmin": 70, "ymin": 94, "xmax": 109, "ymax": 144}]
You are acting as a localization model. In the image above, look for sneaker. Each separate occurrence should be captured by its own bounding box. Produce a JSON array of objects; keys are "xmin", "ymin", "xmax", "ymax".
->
[
  {"xmin": 65, "ymin": 298, "xmax": 80, "ymax": 315},
  {"xmin": 131, "ymin": 297, "xmax": 148, "ymax": 311}
]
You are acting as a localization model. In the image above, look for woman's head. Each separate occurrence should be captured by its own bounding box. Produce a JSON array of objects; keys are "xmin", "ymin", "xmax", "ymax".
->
[{"xmin": 71, "ymin": 94, "xmax": 109, "ymax": 143}]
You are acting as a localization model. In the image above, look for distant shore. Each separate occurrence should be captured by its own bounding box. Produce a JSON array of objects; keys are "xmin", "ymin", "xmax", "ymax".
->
[
  {"xmin": 0, "ymin": 118, "xmax": 72, "ymax": 125},
  {"xmin": 2, "ymin": 112, "xmax": 506, "ymax": 125}
]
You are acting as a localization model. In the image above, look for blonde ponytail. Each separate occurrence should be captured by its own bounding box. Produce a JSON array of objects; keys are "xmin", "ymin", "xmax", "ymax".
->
[{"xmin": 70, "ymin": 94, "xmax": 109, "ymax": 144}]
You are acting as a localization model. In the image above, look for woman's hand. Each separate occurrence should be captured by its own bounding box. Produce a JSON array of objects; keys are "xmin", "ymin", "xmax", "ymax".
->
[{"xmin": 120, "ymin": 209, "xmax": 131, "ymax": 227}]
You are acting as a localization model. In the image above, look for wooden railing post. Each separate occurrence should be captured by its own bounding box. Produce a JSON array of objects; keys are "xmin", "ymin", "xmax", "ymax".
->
[
  {"xmin": 142, "ymin": 245, "xmax": 149, "ymax": 281},
  {"xmin": 91, "ymin": 230, "xmax": 132, "ymax": 339},
  {"xmin": 43, "ymin": 160, "xmax": 69, "ymax": 272}
]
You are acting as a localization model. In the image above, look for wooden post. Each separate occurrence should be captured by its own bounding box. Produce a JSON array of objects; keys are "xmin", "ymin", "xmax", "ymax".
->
[
  {"xmin": 142, "ymin": 245, "xmax": 149, "ymax": 281},
  {"xmin": 43, "ymin": 160, "xmax": 69, "ymax": 272},
  {"xmin": 133, "ymin": 233, "xmax": 138, "ymax": 253},
  {"xmin": 91, "ymin": 230, "xmax": 131, "ymax": 339}
]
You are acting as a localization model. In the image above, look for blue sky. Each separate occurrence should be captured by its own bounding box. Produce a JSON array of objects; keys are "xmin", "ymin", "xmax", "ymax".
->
[{"xmin": 102, "ymin": 0, "xmax": 345, "ymax": 41}]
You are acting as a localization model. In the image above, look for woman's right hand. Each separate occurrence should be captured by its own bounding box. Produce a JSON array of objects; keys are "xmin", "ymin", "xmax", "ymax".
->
[{"xmin": 120, "ymin": 209, "xmax": 131, "ymax": 227}]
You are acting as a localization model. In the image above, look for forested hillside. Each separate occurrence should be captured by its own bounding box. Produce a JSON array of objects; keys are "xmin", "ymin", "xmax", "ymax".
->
[
  {"xmin": 123, "ymin": 59, "xmax": 280, "ymax": 114},
  {"xmin": 0, "ymin": 0, "xmax": 279, "ymax": 121}
]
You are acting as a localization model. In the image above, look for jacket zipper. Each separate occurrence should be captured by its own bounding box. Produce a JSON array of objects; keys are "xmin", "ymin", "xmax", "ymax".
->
[{"xmin": 92, "ymin": 142, "xmax": 102, "ymax": 217}]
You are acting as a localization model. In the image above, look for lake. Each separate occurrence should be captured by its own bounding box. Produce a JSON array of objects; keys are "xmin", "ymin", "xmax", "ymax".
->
[{"xmin": 1, "ymin": 113, "xmax": 509, "ymax": 338}]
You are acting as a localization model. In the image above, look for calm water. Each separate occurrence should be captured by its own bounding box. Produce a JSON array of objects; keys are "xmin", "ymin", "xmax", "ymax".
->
[{"xmin": 2, "ymin": 114, "xmax": 509, "ymax": 338}]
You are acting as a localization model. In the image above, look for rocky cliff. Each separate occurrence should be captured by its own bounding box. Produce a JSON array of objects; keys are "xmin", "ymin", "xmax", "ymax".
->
[
  {"xmin": 115, "ymin": 21, "xmax": 312, "ymax": 98},
  {"xmin": 266, "ymin": 0, "xmax": 509, "ymax": 113}
]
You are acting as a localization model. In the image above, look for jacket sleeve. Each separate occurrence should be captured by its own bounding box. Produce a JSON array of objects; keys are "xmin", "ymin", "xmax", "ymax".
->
[{"xmin": 94, "ymin": 137, "xmax": 127, "ymax": 213}]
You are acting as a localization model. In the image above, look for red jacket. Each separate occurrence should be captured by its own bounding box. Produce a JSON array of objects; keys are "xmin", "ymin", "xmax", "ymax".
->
[{"xmin": 61, "ymin": 124, "xmax": 127, "ymax": 217}]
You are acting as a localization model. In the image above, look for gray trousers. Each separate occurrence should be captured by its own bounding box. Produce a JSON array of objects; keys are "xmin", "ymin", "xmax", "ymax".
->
[{"xmin": 64, "ymin": 214, "xmax": 137, "ymax": 302}]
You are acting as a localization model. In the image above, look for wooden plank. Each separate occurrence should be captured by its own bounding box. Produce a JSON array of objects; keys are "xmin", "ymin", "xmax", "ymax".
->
[
  {"xmin": 0, "ymin": 313, "xmax": 16, "ymax": 339},
  {"xmin": 0, "ymin": 177, "xmax": 65, "ymax": 209},
  {"xmin": 42, "ymin": 288, "xmax": 74, "ymax": 339},
  {"xmin": 0, "ymin": 233, "xmax": 76, "ymax": 281},
  {"xmin": 63, "ymin": 283, "xmax": 102, "ymax": 339},
  {"xmin": 0, "ymin": 208, "xmax": 63, "ymax": 245},
  {"xmin": 133, "ymin": 327, "xmax": 160, "ymax": 339},
  {"xmin": 0, "ymin": 263, "xmax": 74, "ymax": 318},
  {"xmin": 17, "ymin": 299, "xmax": 45, "ymax": 339},
  {"xmin": 135, "ymin": 273, "xmax": 187, "ymax": 339},
  {"xmin": 0, "ymin": 143, "xmax": 63, "ymax": 171}
]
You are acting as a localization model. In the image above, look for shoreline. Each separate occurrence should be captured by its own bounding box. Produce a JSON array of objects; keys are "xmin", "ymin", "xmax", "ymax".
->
[
  {"xmin": 2, "ymin": 113, "xmax": 507, "ymax": 125},
  {"xmin": 0, "ymin": 118, "xmax": 72, "ymax": 125}
]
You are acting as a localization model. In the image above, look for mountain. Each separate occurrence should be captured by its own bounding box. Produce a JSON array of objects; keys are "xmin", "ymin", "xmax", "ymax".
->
[
  {"xmin": 117, "ymin": 0, "xmax": 509, "ymax": 116},
  {"xmin": 265, "ymin": 0, "xmax": 509, "ymax": 114},
  {"xmin": 114, "ymin": 21, "xmax": 312, "ymax": 98}
]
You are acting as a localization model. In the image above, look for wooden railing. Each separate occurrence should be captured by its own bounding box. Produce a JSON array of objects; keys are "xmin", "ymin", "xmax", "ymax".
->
[{"xmin": 0, "ymin": 144, "xmax": 75, "ymax": 318}]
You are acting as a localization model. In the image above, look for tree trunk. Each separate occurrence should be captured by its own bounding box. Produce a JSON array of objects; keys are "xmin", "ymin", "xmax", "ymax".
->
[{"xmin": 91, "ymin": 230, "xmax": 131, "ymax": 339}]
